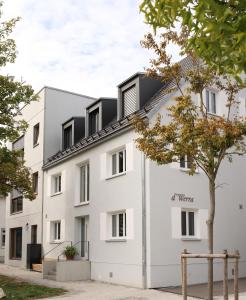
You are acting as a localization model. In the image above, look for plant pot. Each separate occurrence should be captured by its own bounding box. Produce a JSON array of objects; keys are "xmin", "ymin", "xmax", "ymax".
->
[{"xmin": 66, "ymin": 255, "xmax": 74, "ymax": 260}]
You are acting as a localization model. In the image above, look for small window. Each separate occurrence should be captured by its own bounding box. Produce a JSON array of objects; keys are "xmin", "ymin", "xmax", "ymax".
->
[
  {"xmin": 80, "ymin": 163, "xmax": 89, "ymax": 203},
  {"xmin": 180, "ymin": 155, "xmax": 193, "ymax": 169},
  {"xmin": 89, "ymin": 108, "xmax": 99, "ymax": 135},
  {"xmin": 33, "ymin": 123, "xmax": 40, "ymax": 146},
  {"xmin": 63, "ymin": 124, "xmax": 73, "ymax": 150},
  {"xmin": 52, "ymin": 174, "xmax": 61, "ymax": 195},
  {"xmin": 1, "ymin": 228, "xmax": 5, "ymax": 248},
  {"xmin": 206, "ymin": 90, "xmax": 216, "ymax": 114},
  {"xmin": 111, "ymin": 212, "xmax": 126, "ymax": 238},
  {"xmin": 53, "ymin": 221, "xmax": 61, "ymax": 241},
  {"xmin": 181, "ymin": 210, "xmax": 195, "ymax": 237},
  {"xmin": 32, "ymin": 172, "xmax": 38, "ymax": 194},
  {"xmin": 111, "ymin": 149, "xmax": 126, "ymax": 176},
  {"xmin": 11, "ymin": 195, "xmax": 23, "ymax": 214}
]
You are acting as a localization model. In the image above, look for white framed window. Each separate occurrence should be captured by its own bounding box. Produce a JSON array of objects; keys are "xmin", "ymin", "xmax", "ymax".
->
[
  {"xmin": 32, "ymin": 172, "xmax": 38, "ymax": 194},
  {"xmin": 206, "ymin": 90, "xmax": 217, "ymax": 114},
  {"xmin": 111, "ymin": 211, "xmax": 127, "ymax": 238},
  {"xmin": 53, "ymin": 221, "xmax": 61, "ymax": 242},
  {"xmin": 1, "ymin": 228, "xmax": 5, "ymax": 248},
  {"xmin": 52, "ymin": 174, "xmax": 61, "ymax": 195},
  {"xmin": 181, "ymin": 209, "xmax": 196, "ymax": 237},
  {"xmin": 33, "ymin": 123, "xmax": 40, "ymax": 147},
  {"xmin": 111, "ymin": 149, "xmax": 126, "ymax": 176},
  {"xmin": 80, "ymin": 163, "xmax": 89, "ymax": 203},
  {"xmin": 180, "ymin": 155, "xmax": 193, "ymax": 170}
]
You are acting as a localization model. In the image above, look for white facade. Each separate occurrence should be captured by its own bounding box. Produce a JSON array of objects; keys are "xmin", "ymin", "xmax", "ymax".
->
[
  {"xmin": 4, "ymin": 87, "xmax": 95, "ymax": 268},
  {"xmin": 1, "ymin": 67, "xmax": 246, "ymax": 289},
  {"xmin": 0, "ymin": 198, "xmax": 6, "ymax": 262},
  {"xmin": 42, "ymin": 81, "xmax": 246, "ymax": 288}
]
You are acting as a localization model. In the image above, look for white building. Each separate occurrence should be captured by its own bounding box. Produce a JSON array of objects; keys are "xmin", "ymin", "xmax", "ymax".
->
[
  {"xmin": 41, "ymin": 63, "xmax": 246, "ymax": 288},
  {"xmin": 0, "ymin": 197, "xmax": 6, "ymax": 262},
  {"xmin": 4, "ymin": 87, "xmax": 95, "ymax": 268}
]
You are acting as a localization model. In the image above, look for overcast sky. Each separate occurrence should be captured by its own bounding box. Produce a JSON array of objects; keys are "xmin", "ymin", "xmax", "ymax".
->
[{"xmin": 2, "ymin": 0, "xmax": 180, "ymax": 98}]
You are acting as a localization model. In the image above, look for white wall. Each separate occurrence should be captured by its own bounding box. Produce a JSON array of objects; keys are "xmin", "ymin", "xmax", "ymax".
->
[
  {"xmin": 4, "ymin": 87, "xmax": 95, "ymax": 269},
  {"xmin": 43, "ymin": 130, "xmax": 144, "ymax": 288},
  {"xmin": 146, "ymin": 88, "xmax": 246, "ymax": 288}
]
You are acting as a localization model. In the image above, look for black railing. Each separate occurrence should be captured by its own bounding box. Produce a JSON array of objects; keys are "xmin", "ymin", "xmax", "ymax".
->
[
  {"xmin": 57, "ymin": 241, "xmax": 89, "ymax": 262},
  {"xmin": 42, "ymin": 241, "xmax": 72, "ymax": 260}
]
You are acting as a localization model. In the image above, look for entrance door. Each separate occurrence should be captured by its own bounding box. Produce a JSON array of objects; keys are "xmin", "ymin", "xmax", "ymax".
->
[
  {"xmin": 10, "ymin": 227, "xmax": 22, "ymax": 259},
  {"xmin": 80, "ymin": 217, "xmax": 89, "ymax": 259}
]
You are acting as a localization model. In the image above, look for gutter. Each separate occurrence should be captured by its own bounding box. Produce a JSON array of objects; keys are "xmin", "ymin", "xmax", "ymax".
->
[{"xmin": 141, "ymin": 153, "xmax": 147, "ymax": 288}]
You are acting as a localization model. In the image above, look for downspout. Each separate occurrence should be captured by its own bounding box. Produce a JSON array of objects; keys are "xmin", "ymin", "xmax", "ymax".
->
[
  {"xmin": 41, "ymin": 88, "xmax": 47, "ymax": 258},
  {"xmin": 141, "ymin": 152, "xmax": 147, "ymax": 289}
]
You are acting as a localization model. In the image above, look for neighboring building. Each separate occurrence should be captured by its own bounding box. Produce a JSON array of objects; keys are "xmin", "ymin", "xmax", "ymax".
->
[
  {"xmin": 42, "ymin": 63, "xmax": 246, "ymax": 288},
  {"xmin": 4, "ymin": 87, "xmax": 95, "ymax": 268},
  {"xmin": 0, "ymin": 198, "xmax": 6, "ymax": 262}
]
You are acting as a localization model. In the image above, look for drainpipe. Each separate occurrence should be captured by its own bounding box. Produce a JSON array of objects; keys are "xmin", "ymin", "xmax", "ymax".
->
[{"xmin": 141, "ymin": 153, "xmax": 147, "ymax": 289}]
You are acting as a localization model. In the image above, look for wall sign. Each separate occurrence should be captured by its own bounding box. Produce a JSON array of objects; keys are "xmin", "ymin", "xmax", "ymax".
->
[{"xmin": 171, "ymin": 193, "xmax": 194, "ymax": 203}]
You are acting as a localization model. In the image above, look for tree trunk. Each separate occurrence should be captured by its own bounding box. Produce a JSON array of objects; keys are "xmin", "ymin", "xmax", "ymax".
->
[{"xmin": 207, "ymin": 178, "xmax": 216, "ymax": 300}]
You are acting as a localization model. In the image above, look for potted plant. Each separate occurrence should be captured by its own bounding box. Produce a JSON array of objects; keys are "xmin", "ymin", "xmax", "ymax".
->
[{"xmin": 63, "ymin": 245, "xmax": 78, "ymax": 260}]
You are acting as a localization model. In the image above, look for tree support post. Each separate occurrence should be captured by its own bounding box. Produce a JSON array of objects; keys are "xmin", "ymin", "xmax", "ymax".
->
[
  {"xmin": 223, "ymin": 249, "xmax": 228, "ymax": 300},
  {"xmin": 234, "ymin": 250, "xmax": 239, "ymax": 300},
  {"xmin": 182, "ymin": 249, "xmax": 188, "ymax": 300}
]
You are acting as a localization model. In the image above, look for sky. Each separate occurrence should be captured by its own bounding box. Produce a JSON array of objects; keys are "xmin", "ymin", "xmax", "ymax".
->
[{"xmin": 2, "ymin": 0, "xmax": 180, "ymax": 98}]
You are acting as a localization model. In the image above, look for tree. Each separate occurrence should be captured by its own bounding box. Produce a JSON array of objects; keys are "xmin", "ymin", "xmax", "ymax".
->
[
  {"xmin": 133, "ymin": 32, "xmax": 246, "ymax": 299},
  {"xmin": 0, "ymin": 1, "xmax": 37, "ymax": 200},
  {"xmin": 140, "ymin": 0, "xmax": 246, "ymax": 79}
]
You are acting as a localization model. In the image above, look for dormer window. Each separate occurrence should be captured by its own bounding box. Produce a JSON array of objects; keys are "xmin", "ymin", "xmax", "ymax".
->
[
  {"xmin": 123, "ymin": 85, "xmax": 137, "ymax": 117},
  {"xmin": 63, "ymin": 122, "xmax": 73, "ymax": 150},
  {"xmin": 89, "ymin": 108, "xmax": 99, "ymax": 135}
]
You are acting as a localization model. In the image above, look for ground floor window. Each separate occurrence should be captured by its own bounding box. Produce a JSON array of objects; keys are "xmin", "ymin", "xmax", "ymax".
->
[
  {"xmin": 1, "ymin": 228, "xmax": 5, "ymax": 248},
  {"xmin": 10, "ymin": 227, "xmax": 22, "ymax": 259},
  {"xmin": 111, "ymin": 212, "xmax": 126, "ymax": 238},
  {"xmin": 51, "ymin": 221, "xmax": 61, "ymax": 242},
  {"xmin": 181, "ymin": 209, "xmax": 195, "ymax": 237},
  {"xmin": 31, "ymin": 225, "xmax": 37, "ymax": 244}
]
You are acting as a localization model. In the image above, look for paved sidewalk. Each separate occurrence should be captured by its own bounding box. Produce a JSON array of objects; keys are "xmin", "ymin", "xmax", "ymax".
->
[{"xmin": 0, "ymin": 264, "xmax": 196, "ymax": 300}]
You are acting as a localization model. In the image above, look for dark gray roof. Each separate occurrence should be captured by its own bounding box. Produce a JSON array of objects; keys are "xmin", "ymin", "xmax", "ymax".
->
[{"xmin": 43, "ymin": 56, "xmax": 193, "ymax": 170}]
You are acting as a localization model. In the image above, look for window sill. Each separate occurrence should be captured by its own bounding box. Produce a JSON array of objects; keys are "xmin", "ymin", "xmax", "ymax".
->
[
  {"xmin": 10, "ymin": 211, "xmax": 23, "ymax": 216},
  {"xmin": 50, "ymin": 192, "xmax": 62, "ymax": 197},
  {"xmin": 181, "ymin": 237, "xmax": 201, "ymax": 241},
  {"xmin": 106, "ymin": 172, "xmax": 126, "ymax": 180},
  {"xmin": 74, "ymin": 202, "xmax": 89, "ymax": 207},
  {"xmin": 105, "ymin": 238, "xmax": 127, "ymax": 242},
  {"xmin": 50, "ymin": 240, "xmax": 62, "ymax": 244},
  {"xmin": 10, "ymin": 258, "xmax": 21, "ymax": 261},
  {"xmin": 180, "ymin": 168, "xmax": 199, "ymax": 174}
]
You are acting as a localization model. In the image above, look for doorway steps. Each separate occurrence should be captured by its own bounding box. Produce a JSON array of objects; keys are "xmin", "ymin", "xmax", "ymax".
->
[{"xmin": 32, "ymin": 263, "xmax": 42, "ymax": 272}]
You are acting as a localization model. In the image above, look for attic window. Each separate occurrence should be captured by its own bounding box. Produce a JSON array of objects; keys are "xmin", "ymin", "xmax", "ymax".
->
[
  {"xmin": 63, "ymin": 123, "xmax": 73, "ymax": 150},
  {"xmin": 89, "ymin": 108, "xmax": 99, "ymax": 135},
  {"xmin": 123, "ymin": 85, "xmax": 137, "ymax": 117}
]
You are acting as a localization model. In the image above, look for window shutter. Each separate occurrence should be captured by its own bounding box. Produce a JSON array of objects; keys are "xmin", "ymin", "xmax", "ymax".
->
[
  {"xmin": 126, "ymin": 208, "xmax": 134, "ymax": 239},
  {"xmin": 100, "ymin": 153, "xmax": 107, "ymax": 179},
  {"xmin": 123, "ymin": 85, "xmax": 137, "ymax": 117},
  {"xmin": 60, "ymin": 219, "xmax": 65, "ymax": 241},
  {"xmin": 100, "ymin": 213, "xmax": 107, "ymax": 240},
  {"xmin": 197, "ymin": 209, "xmax": 208, "ymax": 239},
  {"xmin": 46, "ymin": 221, "xmax": 50, "ymax": 242},
  {"xmin": 171, "ymin": 207, "xmax": 181, "ymax": 239},
  {"xmin": 126, "ymin": 142, "xmax": 133, "ymax": 172}
]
